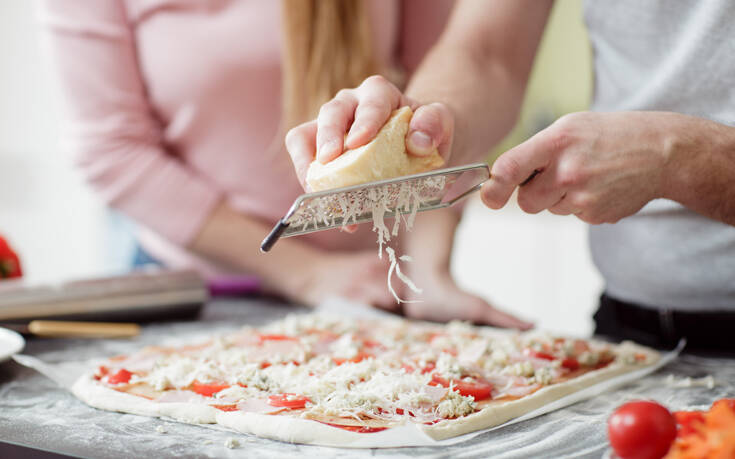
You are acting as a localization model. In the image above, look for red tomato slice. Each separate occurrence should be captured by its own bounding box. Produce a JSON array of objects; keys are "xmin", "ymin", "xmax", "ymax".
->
[
  {"xmin": 320, "ymin": 422, "xmax": 388, "ymax": 433},
  {"xmin": 561, "ymin": 358, "xmax": 580, "ymax": 371},
  {"xmin": 420, "ymin": 362, "xmax": 436, "ymax": 374},
  {"xmin": 673, "ymin": 410, "xmax": 706, "ymax": 438},
  {"xmin": 523, "ymin": 348, "xmax": 555, "ymax": 361},
  {"xmin": 608, "ymin": 400, "xmax": 676, "ymax": 459},
  {"xmin": 212, "ymin": 404, "xmax": 239, "ymax": 412},
  {"xmin": 94, "ymin": 366, "xmax": 110, "ymax": 380},
  {"xmin": 430, "ymin": 375, "xmax": 493, "ymax": 401},
  {"xmin": 267, "ymin": 393, "xmax": 311, "ymax": 409},
  {"xmin": 258, "ymin": 334, "xmax": 297, "ymax": 343},
  {"xmin": 333, "ymin": 352, "xmax": 371, "ymax": 366},
  {"xmin": 190, "ymin": 381, "xmax": 230, "ymax": 397},
  {"xmin": 107, "ymin": 369, "xmax": 133, "ymax": 385}
]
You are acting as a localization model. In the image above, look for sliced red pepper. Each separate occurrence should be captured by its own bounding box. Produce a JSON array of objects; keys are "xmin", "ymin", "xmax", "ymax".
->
[
  {"xmin": 561, "ymin": 358, "xmax": 580, "ymax": 371},
  {"xmin": 430, "ymin": 375, "xmax": 493, "ymax": 401},
  {"xmin": 712, "ymin": 398, "xmax": 735, "ymax": 412},
  {"xmin": 190, "ymin": 381, "xmax": 230, "ymax": 397},
  {"xmin": 674, "ymin": 410, "xmax": 706, "ymax": 438},
  {"xmin": 0, "ymin": 236, "xmax": 22, "ymax": 279},
  {"xmin": 267, "ymin": 393, "xmax": 310, "ymax": 409},
  {"xmin": 107, "ymin": 369, "xmax": 133, "ymax": 385}
]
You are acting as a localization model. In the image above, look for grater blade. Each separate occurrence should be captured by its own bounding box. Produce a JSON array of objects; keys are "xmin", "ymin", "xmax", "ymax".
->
[{"xmin": 260, "ymin": 163, "xmax": 490, "ymax": 252}]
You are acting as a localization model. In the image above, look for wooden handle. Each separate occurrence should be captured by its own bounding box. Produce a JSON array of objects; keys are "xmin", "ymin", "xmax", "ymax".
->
[{"xmin": 27, "ymin": 321, "xmax": 140, "ymax": 338}]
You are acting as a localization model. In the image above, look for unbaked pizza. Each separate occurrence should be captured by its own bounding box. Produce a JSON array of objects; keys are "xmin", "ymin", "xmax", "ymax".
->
[{"xmin": 73, "ymin": 313, "xmax": 660, "ymax": 446}]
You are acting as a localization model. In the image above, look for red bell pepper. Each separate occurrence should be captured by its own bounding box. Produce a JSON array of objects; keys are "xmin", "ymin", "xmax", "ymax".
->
[{"xmin": 0, "ymin": 235, "xmax": 22, "ymax": 279}]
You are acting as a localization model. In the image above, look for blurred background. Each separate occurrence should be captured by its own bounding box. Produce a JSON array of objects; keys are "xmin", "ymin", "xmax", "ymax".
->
[{"xmin": 0, "ymin": 1, "xmax": 602, "ymax": 336}]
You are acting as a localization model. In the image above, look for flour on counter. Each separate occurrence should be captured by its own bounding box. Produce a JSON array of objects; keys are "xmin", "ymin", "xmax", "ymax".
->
[
  {"xmin": 665, "ymin": 374, "xmax": 716, "ymax": 389},
  {"xmin": 224, "ymin": 437, "xmax": 239, "ymax": 449}
]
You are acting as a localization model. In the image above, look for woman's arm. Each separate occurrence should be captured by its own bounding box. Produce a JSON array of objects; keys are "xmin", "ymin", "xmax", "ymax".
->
[{"xmin": 38, "ymin": 0, "xmax": 397, "ymax": 308}]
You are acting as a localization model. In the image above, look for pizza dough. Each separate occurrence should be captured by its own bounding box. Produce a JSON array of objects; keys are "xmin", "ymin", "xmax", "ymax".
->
[
  {"xmin": 70, "ymin": 314, "xmax": 661, "ymax": 447},
  {"xmin": 306, "ymin": 106, "xmax": 445, "ymax": 191}
]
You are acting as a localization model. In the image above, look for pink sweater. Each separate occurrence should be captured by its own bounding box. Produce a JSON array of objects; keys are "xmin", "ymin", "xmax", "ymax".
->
[{"xmin": 38, "ymin": 0, "xmax": 452, "ymax": 276}]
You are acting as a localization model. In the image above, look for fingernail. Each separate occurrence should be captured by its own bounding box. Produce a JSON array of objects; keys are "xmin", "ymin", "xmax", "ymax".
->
[
  {"xmin": 407, "ymin": 131, "xmax": 434, "ymax": 155},
  {"xmin": 317, "ymin": 140, "xmax": 341, "ymax": 163}
]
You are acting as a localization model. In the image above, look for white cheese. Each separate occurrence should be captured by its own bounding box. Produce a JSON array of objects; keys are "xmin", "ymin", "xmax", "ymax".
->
[{"xmin": 436, "ymin": 390, "xmax": 476, "ymax": 418}]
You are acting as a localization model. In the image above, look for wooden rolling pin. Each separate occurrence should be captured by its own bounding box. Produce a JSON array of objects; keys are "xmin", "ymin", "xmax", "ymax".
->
[{"xmin": 24, "ymin": 321, "xmax": 141, "ymax": 338}]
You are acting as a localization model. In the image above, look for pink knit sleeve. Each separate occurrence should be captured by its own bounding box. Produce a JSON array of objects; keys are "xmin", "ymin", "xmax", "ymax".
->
[{"xmin": 37, "ymin": 0, "xmax": 222, "ymax": 247}]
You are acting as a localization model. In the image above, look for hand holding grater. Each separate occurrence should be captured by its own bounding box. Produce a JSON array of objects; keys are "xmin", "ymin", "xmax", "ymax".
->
[{"xmin": 260, "ymin": 163, "xmax": 490, "ymax": 252}]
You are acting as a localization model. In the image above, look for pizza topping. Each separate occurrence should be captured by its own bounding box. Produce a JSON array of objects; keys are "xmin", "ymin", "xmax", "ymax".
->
[
  {"xmin": 95, "ymin": 313, "xmax": 642, "ymax": 430},
  {"xmin": 107, "ymin": 369, "xmax": 133, "ymax": 385},
  {"xmin": 268, "ymin": 393, "xmax": 311, "ymax": 409},
  {"xmin": 155, "ymin": 390, "xmax": 207, "ymax": 403},
  {"xmin": 532, "ymin": 367, "xmax": 553, "ymax": 386},
  {"xmin": 190, "ymin": 381, "xmax": 230, "ymax": 397},
  {"xmin": 436, "ymin": 390, "xmax": 476, "ymax": 419},
  {"xmin": 505, "ymin": 361, "xmax": 535, "ymax": 378}
]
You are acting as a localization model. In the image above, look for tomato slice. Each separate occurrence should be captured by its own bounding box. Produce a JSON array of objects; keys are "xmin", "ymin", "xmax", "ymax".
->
[
  {"xmin": 212, "ymin": 404, "xmax": 239, "ymax": 412},
  {"xmin": 333, "ymin": 352, "xmax": 371, "ymax": 366},
  {"xmin": 190, "ymin": 381, "xmax": 230, "ymax": 397},
  {"xmin": 561, "ymin": 358, "xmax": 580, "ymax": 371},
  {"xmin": 94, "ymin": 366, "xmax": 110, "ymax": 380},
  {"xmin": 267, "ymin": 393, "xmax": 311, "ymax": 409},
  {"xmin": 430, "ymin": 375, "xmax": 493, "ymax": 401},
  {"xmin": 258, "ymin": 334, "xmax": 298, "ymax": 343},
  {"xmin": 523, "ymin": 348, "xmax": 555, "ymax": 361},
  {"xmin": 107, "ymin": 369, "xmax": 133, "ymax": 385},
  {"xmin": 320, "ymin": 422, "xmax": 388, "ymax": 433},
  {"xmin": 420, "ymin": 362, "xmax": 436, "ymax": 374}
]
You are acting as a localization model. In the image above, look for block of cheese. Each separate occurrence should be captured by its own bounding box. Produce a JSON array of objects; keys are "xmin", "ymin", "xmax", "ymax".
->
[{"xmin": 306, "ymin": 106, "xmax": 445, "ymax": 191}]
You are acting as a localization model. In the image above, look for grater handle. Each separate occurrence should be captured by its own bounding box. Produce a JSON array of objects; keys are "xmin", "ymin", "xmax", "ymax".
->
[{"xmin": 260, "ymin": 220, "xmax": 290, "ymax": 253}]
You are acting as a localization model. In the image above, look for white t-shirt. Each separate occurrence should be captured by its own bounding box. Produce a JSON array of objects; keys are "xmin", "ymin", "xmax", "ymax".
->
[{"xmin": 584, "ymin": 0, "xmax": 735, "ymax": 310}]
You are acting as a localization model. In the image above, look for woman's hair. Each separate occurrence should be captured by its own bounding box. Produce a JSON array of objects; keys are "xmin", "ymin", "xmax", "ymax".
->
[{"xmin": 281, "ymin": 0, "xmax": 380, "ymax": 129}]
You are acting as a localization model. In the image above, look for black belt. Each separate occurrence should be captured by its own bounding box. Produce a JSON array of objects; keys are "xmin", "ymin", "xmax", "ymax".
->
[{"xmin": 593, "ymin": 293, "xmax": 735, "ymax": 353}]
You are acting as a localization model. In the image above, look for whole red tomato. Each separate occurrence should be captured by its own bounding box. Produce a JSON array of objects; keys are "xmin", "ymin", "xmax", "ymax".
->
[
  {"xmin": 0, "ymin": 235, "xmax": 22, "ymax": 279},
  {"xmin": 608, "ymin": 400, "xmax": 676, "ymax": 459}
]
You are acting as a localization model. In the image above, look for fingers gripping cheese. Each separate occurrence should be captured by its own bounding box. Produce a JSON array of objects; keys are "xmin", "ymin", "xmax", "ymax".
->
[{"xmin": 306, "ymin": 107, "xmax": 445, "ymax": 191}]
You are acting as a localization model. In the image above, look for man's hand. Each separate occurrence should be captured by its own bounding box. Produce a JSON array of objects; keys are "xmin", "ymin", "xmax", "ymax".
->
[
  {"xmin": 285, "ymin": 75, "xmax": 455, "ymax": 189},
  {"xmin": 481, "ymin": 111, "xmax": 676, "ymax": 224}
]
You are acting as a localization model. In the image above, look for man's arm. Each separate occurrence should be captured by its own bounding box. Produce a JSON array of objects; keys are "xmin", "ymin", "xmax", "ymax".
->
[{"xmin": 481, "ymin": 111, "xmax": 735, "ymax": 226}]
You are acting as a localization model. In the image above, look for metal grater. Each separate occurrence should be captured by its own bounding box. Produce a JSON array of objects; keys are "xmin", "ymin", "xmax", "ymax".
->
[{"xmin": 260, "ymin": 163, "xmax": 490, "ymax": 252}]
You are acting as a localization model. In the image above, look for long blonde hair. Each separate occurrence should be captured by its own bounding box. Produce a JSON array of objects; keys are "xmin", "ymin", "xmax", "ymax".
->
[{"xmin": 280, "ymin": 0, "xmax": 380, "ymax": 129}]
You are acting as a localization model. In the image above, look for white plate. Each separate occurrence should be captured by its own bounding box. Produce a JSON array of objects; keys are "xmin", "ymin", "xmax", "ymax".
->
[{"xmin": 0, "ymin": 327, "xmax": 25, "ymax": 362}]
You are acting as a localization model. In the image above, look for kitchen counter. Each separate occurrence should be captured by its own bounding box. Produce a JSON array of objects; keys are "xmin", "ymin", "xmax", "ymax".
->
[{"xmin": 0, "ymin": 298, "xmax": 732, "ymax": 459}]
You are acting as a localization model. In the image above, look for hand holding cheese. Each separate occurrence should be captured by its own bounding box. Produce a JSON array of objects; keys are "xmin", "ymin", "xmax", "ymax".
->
[
  {"xmin": 306, "ymin": 106, "xmax": 444, "ymax": 191},
  {"xmin": 286, "ymin": 75, "xmax": 454, "ymax": 191}
]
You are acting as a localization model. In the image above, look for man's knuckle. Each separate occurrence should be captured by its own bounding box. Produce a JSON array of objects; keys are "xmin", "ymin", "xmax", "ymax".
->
[
  {"xmin": 364, "ymin": 74, "xmax": 388, "ymax": 86},
  {"xmin": 494, "ymin": 156, "xmax": 524, "ymax": 182}
]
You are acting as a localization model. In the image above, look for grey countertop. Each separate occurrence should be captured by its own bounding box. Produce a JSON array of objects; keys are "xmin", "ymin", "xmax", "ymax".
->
[{"xmin": 0, "ymin": 299, "xmax": 732, "ymax": 459}]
